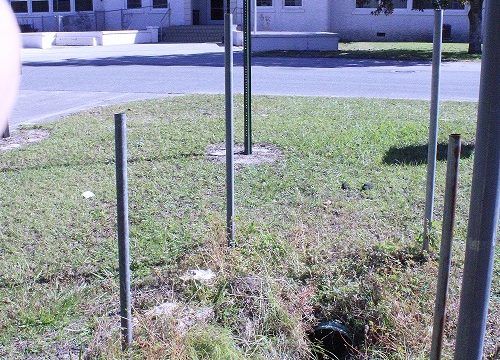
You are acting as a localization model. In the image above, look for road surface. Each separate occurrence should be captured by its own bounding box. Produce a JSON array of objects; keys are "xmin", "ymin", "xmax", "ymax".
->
[{"xmin": 10, "ymin": 43, "xmax": 481, "ymax": 126}]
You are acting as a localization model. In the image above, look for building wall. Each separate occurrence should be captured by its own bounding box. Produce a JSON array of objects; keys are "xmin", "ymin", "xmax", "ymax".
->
[
  {"xmin": 92, "ymin": 0, "xmax": 186, "ymax": 29},
  {"xmin": 249, "ymin": 0, "xmax": 329, "ymax": 32},
  {"xmin": 11, "ymin": 0, "xmax": 184, "ymax": 31},
  {"xmin": 11, "ymin": 0, "xmax": 471, "ymax": 42},
  {"xmin": 330, "ymin": 1, "xmax": 469, "ymax": 42}
]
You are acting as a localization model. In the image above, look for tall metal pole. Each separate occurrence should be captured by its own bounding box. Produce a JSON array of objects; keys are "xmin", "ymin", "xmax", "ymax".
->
[
  {"xmin": 454, "ymin": 1, "xmax": 500, "ymax": 358},
  {"xmin": 114, "ymin": 113, "xmax": 133, "ymax": 350},
  {"xmin": 430, "ymin": 134, "xmax": 461, "ymax": 360},
  {"xmin": 253, "ymin": 0, "xmax": 257, "ymax": 33},
  {"xmin": 423, "ymin": 9, "xmax": 444, "ymax": 251},
  {"xmin": 225, "ymin": 12, "xmax": 235, "ymax": 247},
  {"xmin": 243, "ymin": 0, "xmax": 252, "ymax": 155}
]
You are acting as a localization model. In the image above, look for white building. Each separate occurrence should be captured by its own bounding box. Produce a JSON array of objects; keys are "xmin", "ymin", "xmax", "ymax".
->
[{"xmin": 9, "ymin": 0, "xmax": 470, "ymax": 42}]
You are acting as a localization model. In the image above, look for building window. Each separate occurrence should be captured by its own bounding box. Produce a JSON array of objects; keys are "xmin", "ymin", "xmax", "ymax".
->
[
  {"xmin": 127, "ymin": 0, "xmax": 142, "ymax": 9},
  {"xmin": 32, "ymin": 0, "xmax": 49, "ymax": 12},
  {"xmin": 53, "ymin": 0, "xmax": 70, "ymax": 12},
  {"xmin": 413, "ymin": 0, "xmax": 464, "ymax": 9},
  {"xmin": 75, "ymin": 0, "xmax": 93, "ymax": 11},
  {"xmin": 257, "ymin": 0, "xmax": 272, "ymax": 5},
  {"xmin": 10, "ymin": 1, "xmax": 28, "ymax": 13},
  {"xmin": 152, "ymin": 0, "xmax": 168, "ymax": 8},
  {"xmin": 356, "ymin": 0, "xmax": 407, "ymax": 8},
  {"xmin": 284, "ymin": 0, "xmax": 302, "ymax": 6},
  {"xmin": 356, "ymin": 0, "xmax": 379, "ymax": 7}
]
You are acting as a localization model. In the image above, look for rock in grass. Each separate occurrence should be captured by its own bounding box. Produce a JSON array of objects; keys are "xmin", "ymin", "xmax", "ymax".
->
[
  {"xmin": 145, "ymin": 302, "xmax": 214, "ymax": 334},
  {"xmin": 146, "ymin": 302, "xmax": 178, "ymax": 318},
  {"xmin": 341, "ymin": 182, "xmax": 350, "ymax": 190},
  {"xmin": 82, "ymin": 191, "xmax": 95, "ymax": 199},
  {"xmin": 180, "ymin": 269, "xmax": 216, "ymax": 283},
  {"xmin": 361, "ymin": 182, "xmax": 374, "ymax": 191}
]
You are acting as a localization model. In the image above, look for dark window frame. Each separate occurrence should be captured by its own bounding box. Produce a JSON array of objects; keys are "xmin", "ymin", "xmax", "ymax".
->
[
  {"xmin": 284, "ymin": 0, "xmax": 302, "ymax": 6},
  {"xmin": 257, "ymin": 0, "xmax": 272, "ymax": 6},
  {"xmin": 127, "ymin": 0, "xmax": 142, "ymax": 9},
  {"xmin": 53, "ymin": 0, "xmax": 71, "ymax": 12},
  {"xmin": 10, "ymin": 0, "xmax": 29, "ymax": 13},
  {"xmin": 75, "ymin": 0, "xmax": 93, "ymax": 12},
  {"xmin": 32, "ymin": 0, "xmax": 50, "ymax": 12},
  {"xmin": 152, "ymin": 0, "xmax": 168, "ymax": 9}
]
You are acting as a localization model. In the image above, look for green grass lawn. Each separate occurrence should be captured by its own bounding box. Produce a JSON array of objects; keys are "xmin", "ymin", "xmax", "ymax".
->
[
  {"xmin": 0, "ymin": 95, "xmax": 498, "ymax": 359},
  {"xmin": 256, "ymin": 42, "xmax": 481, "ymax": 62}
]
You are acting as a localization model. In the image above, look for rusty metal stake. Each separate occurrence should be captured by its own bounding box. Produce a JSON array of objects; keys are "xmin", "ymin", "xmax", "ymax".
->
[{"xmin": 430, "ymin": 134, "xmax": 461, "ymax": 360}]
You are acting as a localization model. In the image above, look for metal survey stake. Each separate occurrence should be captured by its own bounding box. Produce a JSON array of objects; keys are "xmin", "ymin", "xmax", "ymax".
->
[
  {"xmin": 243, "ymin": 0, "xmax": 253, "ymax": 155},
  {"xmin": 430, "ymin": 134, "xmax": 461, "ymax": 360},
  {"xmin": 423, "ymin": 9, "xmax": 444, "ymax": 251},
  {"xmin": 454, "ymin": 0, "xmax": 500, "ymax": 357},
  {"xmin": 114, "ymin": 113, "xmax": 133, "ymax": 350},
  {"xmin": 224, "ymin": 12, "xmax": 235, "ymax": 247}
]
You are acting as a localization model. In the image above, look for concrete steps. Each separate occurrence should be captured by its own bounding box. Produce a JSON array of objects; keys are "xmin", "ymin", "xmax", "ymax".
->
[{"xmin": 161, "ymin": 25, "xmax": 224, "ymax": 43}]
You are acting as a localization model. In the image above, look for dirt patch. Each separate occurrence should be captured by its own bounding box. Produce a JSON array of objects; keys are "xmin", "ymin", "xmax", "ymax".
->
[
  {"xmin": 206, "ymin": 143, "xmax": 282, "ymax": 166},
  {"xmin": 145, "ymin": 302, "xmax": 214, "ymax": 334},
  {"xmin": 0, "ymin": 129, "xmax": 50, "ymax": 152}
]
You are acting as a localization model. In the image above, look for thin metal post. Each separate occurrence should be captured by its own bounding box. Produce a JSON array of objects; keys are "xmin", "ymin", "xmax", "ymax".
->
[
  {"xmin": 243, "ymin": 0, "xmax": 252, "ymax": 155},
  {"xmin": 430, "ymin": 134, "xmax": 461, "ymax": 360},
  {"xmin": 454, "ymin": 0, "xmax": 500, "ymax": 358},
  {"xmin": 2, "ymin": 122, "xmax": 10, "ymax": 139},
  {"xmin": 253, "ymin": 0, "xmax": 257, "ymax": 33},
  {"xmin": 225, "ymin": 13, "xmax": 235, "ymax": 247},
  {"xmin": 423, "ymin": 9, "xmax": 444, "ymax": 251},
  {"xmin": 114, "ymin": 113, "xmax": 133, "ymax": 350}
]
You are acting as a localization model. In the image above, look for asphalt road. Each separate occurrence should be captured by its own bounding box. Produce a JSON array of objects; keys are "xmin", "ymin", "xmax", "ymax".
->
[{"xmin": 11, "ymin": 43, "xmax": 481, "ymax": 126}]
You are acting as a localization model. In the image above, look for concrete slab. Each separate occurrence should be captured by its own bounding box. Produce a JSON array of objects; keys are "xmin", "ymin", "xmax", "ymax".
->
[{"xmin": 22, "ymin": 28, "xmax": 159, "ymax": 49}]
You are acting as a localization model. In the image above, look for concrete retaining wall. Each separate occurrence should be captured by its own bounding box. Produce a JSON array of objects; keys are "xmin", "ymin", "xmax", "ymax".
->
[
  {"xmin": 22, "ymin": 27, "xmax": 159, "ymax": 48},
  {"xmin": 251, "ymin": 32, "xmax": 339, "ymax": 51}
]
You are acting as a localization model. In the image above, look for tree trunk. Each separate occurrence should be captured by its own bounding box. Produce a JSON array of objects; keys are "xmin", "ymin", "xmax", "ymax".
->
[{"xmin": 468, "ymin": 0, "xmax": 483, "ymax": 54}]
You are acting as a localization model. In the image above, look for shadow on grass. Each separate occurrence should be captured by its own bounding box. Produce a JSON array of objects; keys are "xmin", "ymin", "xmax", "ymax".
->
[
  {"xmin": 383, "ymin": 142, "xmax": 475, "ymax": 165},
  {"xmin": 255, "ymin": 49, "xmax": 481, "ymax": 62}
]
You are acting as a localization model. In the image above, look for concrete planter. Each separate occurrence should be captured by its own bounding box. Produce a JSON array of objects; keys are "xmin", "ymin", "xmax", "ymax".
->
[
  {"xmin": 252, "ymin": 32, "xmax": 340, "ymax": 51},
  {"xmin": 22, "ymin": 27, "xmax": 159, "ymax": 49}
]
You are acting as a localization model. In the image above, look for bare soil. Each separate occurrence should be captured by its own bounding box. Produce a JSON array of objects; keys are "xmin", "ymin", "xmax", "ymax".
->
[
  {"xmin": 0, "ymin": 129, "xmax": 50, "ymax": 152},
  {"xmin": 206, "ymin": 143, "xmax": 282, "ymax": 166}
]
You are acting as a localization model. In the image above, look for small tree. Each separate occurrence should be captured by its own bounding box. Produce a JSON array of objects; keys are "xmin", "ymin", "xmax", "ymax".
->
[{"xmin": 369, "ymin": 0, "xmax": 483, "ymax": 54}]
